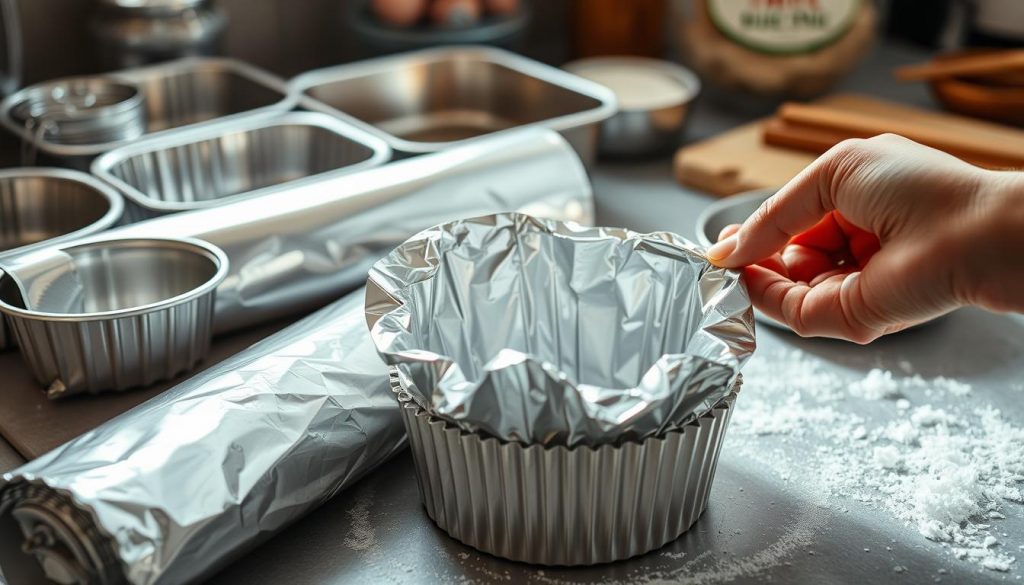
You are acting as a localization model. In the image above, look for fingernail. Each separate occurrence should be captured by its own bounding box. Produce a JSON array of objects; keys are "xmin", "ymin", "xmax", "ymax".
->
[{"xmin": 708, "ymin": 234, "xmax": 738, "ymax": 262}]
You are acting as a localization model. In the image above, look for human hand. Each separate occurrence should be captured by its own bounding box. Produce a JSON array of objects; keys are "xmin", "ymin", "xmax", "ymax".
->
[{"xmin": 707, "ymin": 134, "xmax": 1024, "ymax": 343}]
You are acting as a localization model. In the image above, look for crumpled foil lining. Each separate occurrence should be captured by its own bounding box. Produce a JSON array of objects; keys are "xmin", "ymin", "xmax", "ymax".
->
[
  {"xmin": 366, "ymin": 213, "xmax": 755, "ymax": 447},
  {"xmin": 0, "ymin": 290, "xmax": 406, "ymax": 585}
]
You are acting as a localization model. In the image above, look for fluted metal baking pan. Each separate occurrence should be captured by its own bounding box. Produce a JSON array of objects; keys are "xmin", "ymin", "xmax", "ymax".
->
[
  {"xmin": 292, "ymin": 46, "xmax": 616, "ymax": 165},
  {"xmin": 0, "ymin": 236, "xmax": 228, "ymax": 396},
  {"xmin": 92, "ymin": 111, "xmax": 391, "ymax": 219},
  {"xmin": 0, "ymin": 168, "xmax": 123, "ymax": 350},
  {"xmin": 398, "ymin": 372, "xmax": 740, "ymax": 566},
  {"xmin": 0, "ymin": 57, "xmax": 293, "ymax": 168}
]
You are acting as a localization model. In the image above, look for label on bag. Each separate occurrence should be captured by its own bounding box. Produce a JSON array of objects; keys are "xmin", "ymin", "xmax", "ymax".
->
[{"xmin": 707, "ymin": 0, "xmax": 861, "ymax": 55}]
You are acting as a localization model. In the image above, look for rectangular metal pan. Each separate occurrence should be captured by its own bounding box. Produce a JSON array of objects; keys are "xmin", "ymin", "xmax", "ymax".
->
[
  {"xmin": 92, "ymin": 111, "xmax": 392, "ymax": 220},
  {"xmin": 291, "ymin": 46, "xmax": 616, "ymax": 165},
  {"xmin": 0, "ymin": 57, "xmax": 294, "ymax": 169}
]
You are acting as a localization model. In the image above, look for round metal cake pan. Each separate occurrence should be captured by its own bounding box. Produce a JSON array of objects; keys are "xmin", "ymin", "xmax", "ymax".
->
[{"xmin": 0, "ymin": 236, "xmax": 228, "ymax": 397}]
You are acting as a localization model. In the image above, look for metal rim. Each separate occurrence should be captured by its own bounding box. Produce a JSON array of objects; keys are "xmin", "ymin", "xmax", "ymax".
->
[
  {"xmin": 694, "ymin": 189, "xmax": 776, "ymax": 247},
  {"xmin": 8, "ymin": 77, "xmax": 143, "ymax": 124},
  {"xmin": 0, "ymin": 57, "xmax": 295, "ymax": 157},
  {"xmin": 0, "ymin": 168, "xmax": 124, "ymax": 258},
  {"xmin": 562, "ymin": 56, "xmax": 702, "ymax": 113},
  {"xmin": 0, "ymin": 236, "xmax": 228, "ymax": 322},
  {"xmin": 291, "ymin": 45, "xmax": 618, "ymax": 154},
  {"xmin": 91, "ymin": 111, "xmax": 393, "ymax": 212}
]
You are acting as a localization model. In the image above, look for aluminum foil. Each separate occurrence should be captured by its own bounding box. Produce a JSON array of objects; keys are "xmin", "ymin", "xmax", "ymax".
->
[
  {"xmin": 1, "ymin": 127, "xmax": 593, "ymax": 336},
  {"xmin": 0, "ymin": 289, "xmax": 406, "ymax": 585},
  {"xmin": 366, "ymin": 213, "xmax": 756, "ymax": 447}
]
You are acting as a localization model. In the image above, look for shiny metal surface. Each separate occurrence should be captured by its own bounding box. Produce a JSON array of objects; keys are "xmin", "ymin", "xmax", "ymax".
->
[
  {"xmin": 7, "ymin": 77, "xmax": 147, "ymax": 145},
  {"xmin": 0, "ymin": 58, "xmax": 292, "ymax": 166},
  {"xmin": 292, "ymin": 46, "xmax": 616, "ymax": 165},
  {"xmin": 93, "ymin": 111, "xmax": 391, "ymax": 219},
  {"xmin": 0, "ymin": 289, "xmax": 406, "ymax": 585},
  {"xmin": 0, "ymin": 169, "xmax": 123, "ymax": 256},
  {"xmin": 0, "ymin": 237, "xmax": 228, "ymax": 396},
  {"xmin": 400, "ymin": 376, "xmax": 738, "ymax": 565},
  {"xmin": 367, "ymin": 213, "xmax": 754, "ymax": 447},
  {"xmin": 50, "ymin": 127, "xmax": 588, "ymax": 335},
  {"xmin": 563, "ymin": 57, "xmax": 701, "ymax": 158},
  {"xmin": 0, "ymin": 168, "xmax": 124, "ymax": 351}
]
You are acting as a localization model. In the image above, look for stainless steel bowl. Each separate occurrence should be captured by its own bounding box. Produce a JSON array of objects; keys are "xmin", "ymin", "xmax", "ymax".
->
[
  {"xmin": 695, "ymin": 189, "xmax": 787, "ymax": 330},
  {"xmin": 0, "ymin": 237, "xmax": 228, "ymax": 397},
  {"xmin": 292, "ymin": 46, "xmax": 616, "ymax": 165},
  {"xmin": 92, "ymin": 111, "xmax": 391, "ymax": 219},
  {"xmin": 563, "ymin": 57, "xmax": 700, "ymax": 158},
  {"xmin": 8, "ymin": 76, "xmax": 147, "ymax": 145},
  {"xmin": 0, "ymin": 168, "xmax": 124, "ymax": 350}
]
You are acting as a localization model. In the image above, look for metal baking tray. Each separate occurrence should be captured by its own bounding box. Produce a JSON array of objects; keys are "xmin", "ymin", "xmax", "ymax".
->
[
  {"xmin": 0, "ymin": 57, "xmax": 294, "ymax": 168},
  {"xmin": 92, "ymin": 111, "xmax": 391, "ymax": 219},
  {"xmin": 291, "ymin": 46, "xmax": 616, "ymax": 165}
]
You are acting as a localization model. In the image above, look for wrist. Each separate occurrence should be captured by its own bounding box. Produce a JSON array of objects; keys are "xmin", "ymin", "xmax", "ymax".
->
[{"xmin": 955, "ymin": 170, "xmax": 1024, "ymax": 312}]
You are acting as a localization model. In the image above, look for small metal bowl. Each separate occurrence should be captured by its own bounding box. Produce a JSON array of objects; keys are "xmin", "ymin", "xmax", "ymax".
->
[
  {"xmin": 8, "ymin": 76, "xmax": 147, "ymax": 145},
  {"xmin": 563, "ymin": 57, "xmax": 700, "ymax": 158},
  {"xmin": 0, "ymin": 237, "xmax": 228, "ymax": 397},
  {"xmin": 695, "ymin": 189, "xmax": 790, "ymax": 330}
]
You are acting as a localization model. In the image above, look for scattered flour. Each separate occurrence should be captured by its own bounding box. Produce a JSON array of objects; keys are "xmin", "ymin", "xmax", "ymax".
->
[
  {"xmin": 731, "ymin": 350, "xmax": 1023, "ymax": 573},
  {"xmin": 343, "ymin": 489, "xmax": 381, "ymax": 555}
]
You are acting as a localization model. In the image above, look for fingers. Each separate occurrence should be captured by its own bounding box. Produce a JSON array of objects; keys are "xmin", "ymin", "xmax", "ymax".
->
[
  {"xmin": 744, "ymin": 242, "xmax": 961, "ymax": 343},
  {"xmin": 709, "ymin": 138, "xmax": 877, "ymax": 268}
]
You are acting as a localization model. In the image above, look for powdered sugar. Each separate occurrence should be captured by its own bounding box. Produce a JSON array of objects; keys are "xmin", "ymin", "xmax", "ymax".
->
[{"xmin": 731, "ymin": 349, "xmax": 1022, "ymax": 573}]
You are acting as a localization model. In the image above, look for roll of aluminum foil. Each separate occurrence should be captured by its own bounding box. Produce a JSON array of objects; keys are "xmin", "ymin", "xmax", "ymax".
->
[
  {"xmin": 366, "ymin": 213, "xmax": 756, "ymax": 447},
  {"xmin": 3, "ymin": 127, "xmax": 593, "ymax": 335},
  {"xmin": 0, "ymin": 289, "xmax": 406, "ymax": 585}
]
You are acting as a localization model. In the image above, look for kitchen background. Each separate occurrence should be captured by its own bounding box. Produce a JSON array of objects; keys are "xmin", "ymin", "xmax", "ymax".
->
[{"xmin": 16, "ymin": 0, "xmax": 1017, "ymax": 87}]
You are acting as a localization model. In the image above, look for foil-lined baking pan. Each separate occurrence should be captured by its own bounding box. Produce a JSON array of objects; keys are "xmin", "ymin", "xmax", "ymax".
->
[
  {"xmin": 92, "ymin": 111, "xmax": 391, "ymax": 220},
  {"xmin": 398, "ymin": 372, "xmax": 740, "ymax": 565},
  {"xmin": 366, "ymin": 213, "xmax": 754, "ymax": 447},
  {"xmin": 292, "ymin": 45, "xmax": 616, "ymax": 165},
  {"xmin": 0, "ymin": 57, "xmax": 293, "ymax": 169},
  {"xmin": 0, "ymin": 289, "xmax": 406, "ymax": 585}
]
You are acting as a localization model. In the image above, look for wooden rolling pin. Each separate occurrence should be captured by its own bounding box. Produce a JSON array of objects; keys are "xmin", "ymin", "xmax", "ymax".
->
[
  {"xmin": 894, "ymin": 50, "xmax": 1024, "ymax": 81},
  {"xmin": 762, "ymin": 117, "xmax": 1008, "ymax": 170},
  {"xmin": 768, "ymin": 102, "xmax": 1024, "ymax": 169}
]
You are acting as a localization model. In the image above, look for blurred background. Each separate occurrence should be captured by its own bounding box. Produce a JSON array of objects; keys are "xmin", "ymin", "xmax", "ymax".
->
[{"xmin": 13, "ymin": 0, "xmax": 1022, "ymax": 84}]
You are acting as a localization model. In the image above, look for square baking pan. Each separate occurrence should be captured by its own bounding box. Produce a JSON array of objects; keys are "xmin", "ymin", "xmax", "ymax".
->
[
  {"xmin": 92, "ymin": 111, "xmax": 391, "ymax": 220},
  {"xmin": 291, "ymin": 46, "xmax": 616, "ymax": 165}
]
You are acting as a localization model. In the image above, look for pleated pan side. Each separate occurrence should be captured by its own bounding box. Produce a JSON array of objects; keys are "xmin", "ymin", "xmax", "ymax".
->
[
  {"xmin": 396, "ymin": 374, "xmax": 740, "ymax": 566},
  {"xmin": 9, "ymin": 289, "xmax": 217, "ymax": 398}
]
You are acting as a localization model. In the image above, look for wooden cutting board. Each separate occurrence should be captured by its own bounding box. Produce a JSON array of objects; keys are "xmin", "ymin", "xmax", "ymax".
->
[{"xmin": 674, "ymin": 92, "xmax": 1024, "ymax": 197}]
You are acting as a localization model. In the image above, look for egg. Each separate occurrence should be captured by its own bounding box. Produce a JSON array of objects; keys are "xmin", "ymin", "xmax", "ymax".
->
[
  {"xmin": 371, "ymin": 0, "xmax": 427, "ymax": 27},
  {"xmin": 429, "ymin": 0, "xmax": 482, "ymax": 27},
  {"xmin": 484, "ymin": 0, "xmax": 518, "ymax": 16}
]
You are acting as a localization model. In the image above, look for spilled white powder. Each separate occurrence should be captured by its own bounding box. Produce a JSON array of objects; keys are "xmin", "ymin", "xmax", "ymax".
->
[{"xmin": 731, "ymin": 350, "xmax": 1023, "ymax": 573}]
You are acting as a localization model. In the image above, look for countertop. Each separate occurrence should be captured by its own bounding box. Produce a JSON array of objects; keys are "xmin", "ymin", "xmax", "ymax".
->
[{"xmin": 2, "ymin": 42, "xmax": 1022, "ymax": 584}]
